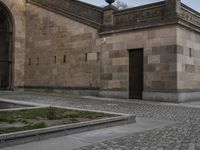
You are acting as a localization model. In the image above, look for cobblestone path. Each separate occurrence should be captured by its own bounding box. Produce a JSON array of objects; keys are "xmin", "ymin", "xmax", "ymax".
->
[
  {"xmin": 77, "ymin": 121, "xmax": 200, "ymax": 150},
  {"xmin": 1, "ymin": 92, "xmax": 200, "ymax": 150}
]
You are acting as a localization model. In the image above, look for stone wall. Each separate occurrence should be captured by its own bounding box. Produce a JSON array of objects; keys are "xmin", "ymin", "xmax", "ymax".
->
[
  {"xmin": 25, "ymin": 4, "xmax": 100, "ymax": 91},
  {"xmin": 0, "ymin": 0, "xmax": 26, "ymax": 88},
  {"xmin": 1, "ymin": 0, "xmax": 200, "ymax": 102},
  {"xmin": 177, "ymin": 26, "xmax": 200, "ymax": 90},
  {"xmin": 100, "ymin": 25, "xmax": 177, "ymax": 98},
  {"xmin": 27, "ymin": 0, "xmax": 103, "ymax": 29}
]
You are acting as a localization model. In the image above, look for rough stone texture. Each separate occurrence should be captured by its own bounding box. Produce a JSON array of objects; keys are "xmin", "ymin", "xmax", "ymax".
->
[
  {"xmin": 177, "ymin": 26, "xmax": 200, "ymax": 91},
  {"xmin": 0, "ymin": 0, "xmax": 26, "ymax": 87},
  {"xmin": 113, "ymin": 2, "xmax": 166, "ymax": 30},
  {"xmin": 25, "ymin": 4, "xmax": 100, "ymax": 89},
  {"xmin": 27, "ymin": 0, "xmax": 103, "ymax": 28},
  {"xmin": 100, "ymin": 26, "xmax": 177, "ymax": 98},
  {"xmin": 0, "ymin": 0, "xmax": 200, "ymax": 102},
  {"xmin": 165, "ymin": 0, "xmax": 181, "ymax": 16},
  {"xmin": 180, "ymin": 4, "xmax": 200, "ymax": 33}
]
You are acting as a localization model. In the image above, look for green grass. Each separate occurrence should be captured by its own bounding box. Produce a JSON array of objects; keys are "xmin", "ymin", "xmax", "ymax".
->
[
  {"xmin": 0, "ymin": 122, "xmax": 47, "ymax": 134},
  {"xmin": 0, "ymin": 107, "xmax": 115, "ymax": 134}
]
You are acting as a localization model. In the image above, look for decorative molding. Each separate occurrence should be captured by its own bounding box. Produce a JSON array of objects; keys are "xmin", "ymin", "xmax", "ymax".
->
[
  {"xmin": 180, "ymin": 4, "xmax": 200, "ymax": 28},
  {"xmin": 26, "ymin": 0, "xmax": 200, "ymax": 34},
  {"xmin": 113, "ymin": 2, "xmax": 165, "ymax": 29},
  {"xmin": 27, "ymin": 0, "xmax": 103, "ymax": 28},
  {"xmin": 101, "ymin": 2, "xmax": 200, "ymax": 34}
]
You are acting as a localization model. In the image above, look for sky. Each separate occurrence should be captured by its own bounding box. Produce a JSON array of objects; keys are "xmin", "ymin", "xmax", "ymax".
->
[{"xmin": 80, "ymin": 0, "xmax": 200, "ymax": 12}]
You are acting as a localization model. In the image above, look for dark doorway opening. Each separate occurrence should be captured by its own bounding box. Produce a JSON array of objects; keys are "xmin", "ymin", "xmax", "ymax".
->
[
  {"xmin": 129, "ymin": 49, "xmax": 143, "ymax": 99},
  {"xmin": 0, "ymin": 3, "xmax": 13, "ymax": 89}
]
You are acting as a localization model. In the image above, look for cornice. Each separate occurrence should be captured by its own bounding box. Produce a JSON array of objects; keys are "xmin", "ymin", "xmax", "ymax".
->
[{"xmin": 27, "ymin": 0, "xmax": 103, "ymax": 29}]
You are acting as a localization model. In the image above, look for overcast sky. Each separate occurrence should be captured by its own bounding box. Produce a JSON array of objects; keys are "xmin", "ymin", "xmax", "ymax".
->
[{"xmin": 80, "ymin": 0, "xmax": 200, "ymax": 12}]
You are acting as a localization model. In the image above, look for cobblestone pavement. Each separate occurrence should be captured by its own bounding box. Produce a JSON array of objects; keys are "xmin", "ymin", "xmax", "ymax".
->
[
  {"xmin": 77, "ymin": 121, "xmax": 200, "ymax": 150},
  {"xmin": 1, "ymin": 91, "xmax": 200, "ymax": 150}
]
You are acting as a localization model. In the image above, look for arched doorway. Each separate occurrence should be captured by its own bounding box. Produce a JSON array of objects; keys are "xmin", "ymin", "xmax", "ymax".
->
[{"xmin": 0, "ymin": 3, "xmax": 13, "ymax": 89}]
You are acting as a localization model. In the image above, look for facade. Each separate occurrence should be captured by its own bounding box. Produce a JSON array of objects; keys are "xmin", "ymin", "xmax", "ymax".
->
[{"xmin": 0, "ymin": 0, "xmax": 200, "ymax": 102}]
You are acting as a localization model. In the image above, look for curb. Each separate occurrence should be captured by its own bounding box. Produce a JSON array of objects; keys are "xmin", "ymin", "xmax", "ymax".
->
[{"xmin": 0, "ymin": 106, "xmax": 135, "ymax": 148}]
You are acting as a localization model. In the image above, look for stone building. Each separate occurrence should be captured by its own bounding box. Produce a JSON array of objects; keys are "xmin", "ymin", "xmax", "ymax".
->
[{"xmin": 0, "ymin": 0, "xmax": 200, "ymax": 102}]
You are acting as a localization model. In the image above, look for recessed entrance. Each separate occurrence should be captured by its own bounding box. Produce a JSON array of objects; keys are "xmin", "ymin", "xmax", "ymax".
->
[
  {"xmin": 129, "ymin": 49, "xmax": 143, "ymax": 99},
  {"xmin": 0, "ymin": 3, "xmax": 13, "ymax": 89}
]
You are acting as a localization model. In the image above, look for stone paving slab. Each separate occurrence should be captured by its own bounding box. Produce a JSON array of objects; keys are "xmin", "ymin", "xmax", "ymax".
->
[{"xmin": 0, "ymin": 118, "xmax": 174, "ymax": 150}]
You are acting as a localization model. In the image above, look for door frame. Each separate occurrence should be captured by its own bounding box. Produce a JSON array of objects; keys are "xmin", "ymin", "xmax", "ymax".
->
[
  {"xmin": 128, "ymin": 48, "xmax": 144, "ymax": 99},
  {"xmin": 0, "ymin": 2, "xmax": 15, "ymax": 90}
]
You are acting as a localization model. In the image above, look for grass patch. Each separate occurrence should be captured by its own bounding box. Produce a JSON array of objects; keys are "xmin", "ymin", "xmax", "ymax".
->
[
  {"xmin": 0, "ymin": 122, "xmax": 47, "ymax": 134},
  {"xmin": 0, "ymin": 107, "xmax": 115, "ymax": 134}
]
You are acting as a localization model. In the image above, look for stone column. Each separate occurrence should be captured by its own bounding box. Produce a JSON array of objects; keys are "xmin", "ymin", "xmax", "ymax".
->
[
  {"xmin": 103, "ymin": 5, "xmax": 118, "ymax": 27},
  {"xmin": 165, "ymin": 0, "xmax": 181, "ymax": 18}
]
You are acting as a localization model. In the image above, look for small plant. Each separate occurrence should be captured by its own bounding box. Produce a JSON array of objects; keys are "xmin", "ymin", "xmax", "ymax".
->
[
  {"xmin": 47, "ymin": 107, "xmax": 57, "ymax": 120},
  {"xmin": 21, "ymin": 119, "xmax": 29, "ymax": 124}
]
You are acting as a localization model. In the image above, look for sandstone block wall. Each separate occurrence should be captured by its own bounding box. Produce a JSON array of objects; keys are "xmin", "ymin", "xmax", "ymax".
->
[
  {"xmin": 100, "ymin": 25, "xmax": 177, "ymax": 98},
  {"xmin": 0, "ymin": 0, "xmax": 26, "ymax": 87},
  {"xmin": 177, "ymin": 26, "xmax": 200, "ymax": 90},
  {"xmin": 25, "ymin": 4, "xmax": 100, "ymax": 89},
  {"xmin": 1, "ymin": 0, "xmax": 200, "ymax": 102}
]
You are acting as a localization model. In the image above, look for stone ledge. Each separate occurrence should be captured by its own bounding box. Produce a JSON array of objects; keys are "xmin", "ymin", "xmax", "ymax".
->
[
  {"xmin": 99, "ymin": 90, "xmax": 129, "ymax": 99},
  {"xmin": 0, "ymin": 99, "xmax": 43, "ymax": 111},
  {"xmin": 15, "ymin": 87, "xmax": 100, "ymax": 97},
  {"xmin": 27, "ymin": 0, "xmax": 103, "ymax": 29},
  {"xmin": 143, "ymin": 91, "xmax": 200, "ymax": 103},
  {"xmin": 0, "ymin": 105, "xmax": 135, "ymax": 148}
]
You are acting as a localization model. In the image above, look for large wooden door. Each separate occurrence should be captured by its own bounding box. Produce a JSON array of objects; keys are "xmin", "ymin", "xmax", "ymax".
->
[
  {"xmin": 0, "ymin": 32, "xmax": 11, "ymax": 89},
  {"xmin": 0, "ymin": 4, "xmax": 13, "ymax": 89},
  {"xmin": 129, "ymin": 49, "xmax": 143, "ymax": 99}
]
